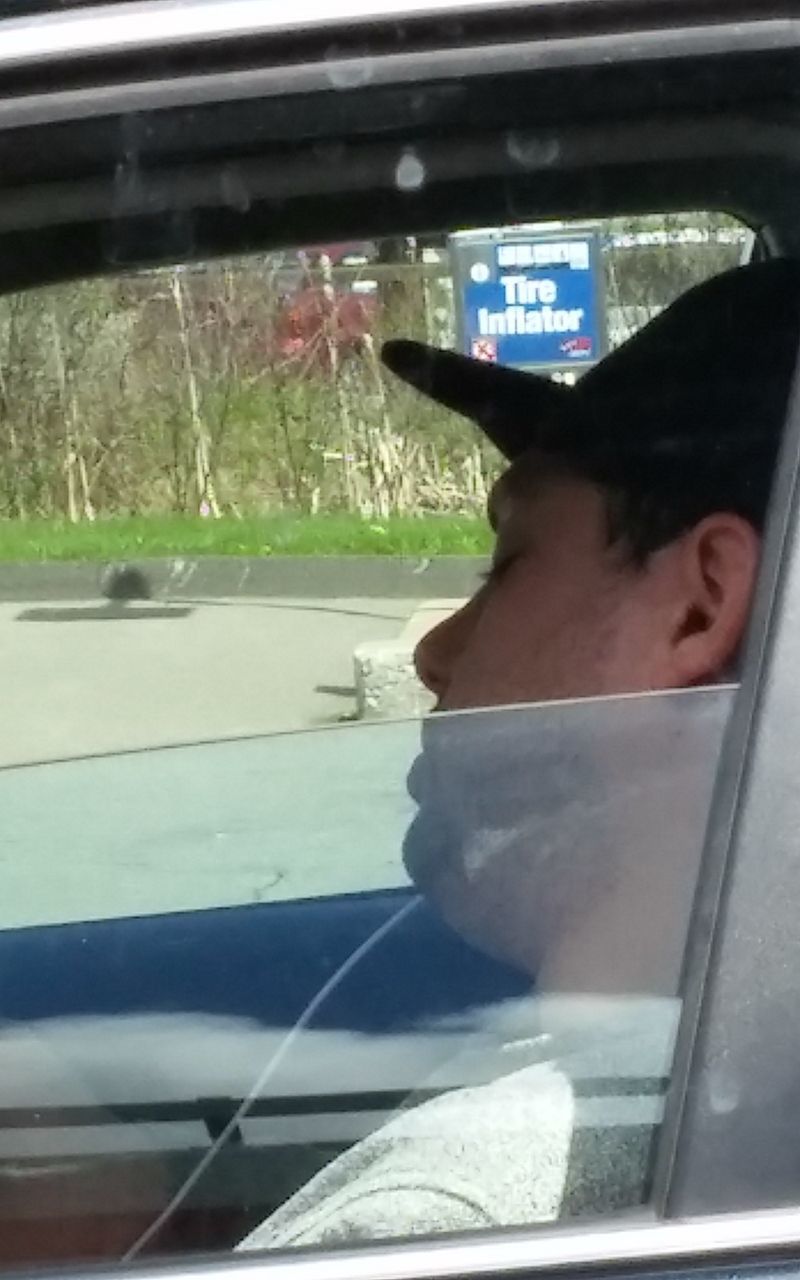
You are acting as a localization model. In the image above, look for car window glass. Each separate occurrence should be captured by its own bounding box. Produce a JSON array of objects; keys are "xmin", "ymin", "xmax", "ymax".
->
[
  {"xmin": 0, "ymin": 212, "xmax": 765, "ymax": 1266},
  {"xmin": 0, "ymin": 691, "xmax": 733, "ymax": 1264}
]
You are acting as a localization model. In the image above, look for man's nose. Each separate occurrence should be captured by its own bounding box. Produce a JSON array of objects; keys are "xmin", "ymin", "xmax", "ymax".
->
[{"xmin": 414, "ymin": 596, "xmax": 480, "ymax": 701}]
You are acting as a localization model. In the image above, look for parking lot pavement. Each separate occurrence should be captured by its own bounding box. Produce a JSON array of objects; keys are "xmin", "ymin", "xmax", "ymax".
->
[{"xmin": 0, "ymin": 596, "xmax": 421, "ymax": 768}]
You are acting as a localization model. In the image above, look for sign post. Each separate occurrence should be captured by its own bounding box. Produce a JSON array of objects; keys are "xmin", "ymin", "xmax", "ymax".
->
[{"xmin": 449, "ymin": 227, "xmax": 606, "ymax": 375}]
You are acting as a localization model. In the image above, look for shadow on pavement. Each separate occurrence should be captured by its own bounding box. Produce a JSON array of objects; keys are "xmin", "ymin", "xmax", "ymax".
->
[
  {"xmin": 315, "ymin": 684, "xmax": 357, "ymax": 698},
  {"xmin": 16, "ymin": 605, "xmax": 194, "ymax": 623}
]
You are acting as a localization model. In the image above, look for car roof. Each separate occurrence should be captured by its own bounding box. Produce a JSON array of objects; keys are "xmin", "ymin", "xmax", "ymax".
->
[{"xmin": 0, "ymin": 1, "xmax": 796, "ymax": 290}]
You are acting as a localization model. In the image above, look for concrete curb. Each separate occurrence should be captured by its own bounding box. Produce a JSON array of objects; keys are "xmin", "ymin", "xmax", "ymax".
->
[
  {"xmin": 354, "ymin": 599, "xmax": 466, "ymax": 720},
  {"xmin": 0, "ymin": 556, "xmax": 485, "ymax": 603}
]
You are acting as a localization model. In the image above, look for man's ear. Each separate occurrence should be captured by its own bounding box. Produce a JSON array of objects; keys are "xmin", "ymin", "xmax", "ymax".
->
[{"xmin": 668, "ymin": 514, "xmax": 761, "ymax": 685}]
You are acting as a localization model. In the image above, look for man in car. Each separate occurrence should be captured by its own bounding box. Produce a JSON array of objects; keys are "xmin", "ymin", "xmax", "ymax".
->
[{"xmin": 240, "ymin": 258, "xmax": 800, "ymax": 1251}]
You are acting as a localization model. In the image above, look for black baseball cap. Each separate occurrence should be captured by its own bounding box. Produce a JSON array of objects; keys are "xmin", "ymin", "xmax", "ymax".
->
[{"xmin": 381, "ymin": 259, "xmax": 800, "ymax": 531}]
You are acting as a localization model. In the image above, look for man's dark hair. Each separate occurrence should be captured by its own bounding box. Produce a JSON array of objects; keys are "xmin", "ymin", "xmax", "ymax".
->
[{"xmin": 603, "ymin": 474, "xmax": 768, "ymax": 566}]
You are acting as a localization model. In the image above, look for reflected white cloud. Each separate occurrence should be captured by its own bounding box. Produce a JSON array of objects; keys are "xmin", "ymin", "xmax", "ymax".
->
[{"xmin": 0, "ymin": 990, "xmax": 679, "ymax": 1160}]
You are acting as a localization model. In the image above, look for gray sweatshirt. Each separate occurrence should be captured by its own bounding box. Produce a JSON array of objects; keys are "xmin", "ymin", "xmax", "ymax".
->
[{"xmin": 239, "ymin": 1000, "xmax": 674, "ymax": 1251}]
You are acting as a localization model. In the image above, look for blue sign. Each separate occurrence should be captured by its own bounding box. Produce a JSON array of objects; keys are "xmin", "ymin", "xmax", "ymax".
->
[{"xmin": 452, "ymin": 232, "xmax": 605, "ymax": 371}]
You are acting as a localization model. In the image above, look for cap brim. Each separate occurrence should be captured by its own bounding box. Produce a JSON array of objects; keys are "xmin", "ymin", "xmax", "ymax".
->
[{"xmin": 381, "ymin": 339, "xmax": 572, "ymax": 460}]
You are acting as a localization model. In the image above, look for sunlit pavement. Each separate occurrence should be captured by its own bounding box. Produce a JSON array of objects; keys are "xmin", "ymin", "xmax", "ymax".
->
[{"xmin": 0, "ymin": 596, "xmax": 420, "ymax": 768}]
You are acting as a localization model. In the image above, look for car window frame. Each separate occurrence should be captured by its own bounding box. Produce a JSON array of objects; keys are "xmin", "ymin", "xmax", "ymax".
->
[
  {"xmin": 653, "ymin": 303, "xmax": 800, "ymax": 1217},
  {"xmin": 19, "ymin": 1205, "xmax": 800, "ymax": 1280},
  {"xmin": 2, "ymin": 9, "xmax": 800, "ymax": 292},
  {"xmin": 3, "ymin": 1, "xmax": 800, "ymax": 1275}
]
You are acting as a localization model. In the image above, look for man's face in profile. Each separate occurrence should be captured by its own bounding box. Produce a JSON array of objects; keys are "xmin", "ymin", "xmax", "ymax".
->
[
  {"xmin": 402, "ymin": 455, "xmax": 758, "ymax": 985},
  {"xmin": 415, "ymin": 457, "xmax": 685, "ymax": 715}
]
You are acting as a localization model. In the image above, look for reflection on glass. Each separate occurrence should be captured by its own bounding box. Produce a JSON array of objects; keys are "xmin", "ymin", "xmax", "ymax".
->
[{"xmin": 0, "ymin": 689, "xmax": 731, "ymax": 1261}]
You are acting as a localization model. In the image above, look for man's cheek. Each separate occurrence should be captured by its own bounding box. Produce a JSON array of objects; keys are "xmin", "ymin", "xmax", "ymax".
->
[
  {"xmin": 594, "ymin": 605, "xmax": 668, "ymax": 694},
  {"xmin": 449, "ymin": 624, "xmax": 548, "ymax": 706}
]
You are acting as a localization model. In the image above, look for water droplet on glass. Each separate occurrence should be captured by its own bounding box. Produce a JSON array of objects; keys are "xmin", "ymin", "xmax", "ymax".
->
[
  {"xmin": 395, "ymin": 149, "xmax": 426, "ymax": 192},
  {"xmin": 104, "ymin": 157, "xmax": 146, "ymax": 265},
  {"xmin": 706, "ymin": 1059, "xmax": 741, "ymax": 1115},
  {"xmin": 112, "ymin": 157, "xmax": 143, "ymax": 218},
  {"xmin": 220, "ymin": 165, "xmax": 251, "ymax": 214},
  {"xmin": 324, "ymin": 45, "xmax": 375, "ymax": 89},
  {"xmin": 506, "ymin": 131, "xmax": 560, "ymax": 170}
]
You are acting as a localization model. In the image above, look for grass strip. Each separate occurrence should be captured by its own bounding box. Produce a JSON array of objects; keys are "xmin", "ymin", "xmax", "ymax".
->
[{"xmin": 0, "ymin": 514, "xmax": 492, "ymax": 562}]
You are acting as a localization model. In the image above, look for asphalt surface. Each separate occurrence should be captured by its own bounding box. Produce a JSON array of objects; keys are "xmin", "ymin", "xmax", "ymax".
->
[
  {"xmin": 1, "ymin": 719, "xmax": 419, "ymax": 927},
  {"xmin": 1, "ymin": 595, "xmax": 420, "ymax": 767},
  {"xmin": 0, "ymin": 594, "xmax": 426, "ymax": 926}
]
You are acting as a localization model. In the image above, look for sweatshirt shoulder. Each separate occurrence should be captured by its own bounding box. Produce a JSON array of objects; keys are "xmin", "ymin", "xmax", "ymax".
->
[{"xmin": 240, "ymin": 1062, "xmax": 574, "ymax": 1252}]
